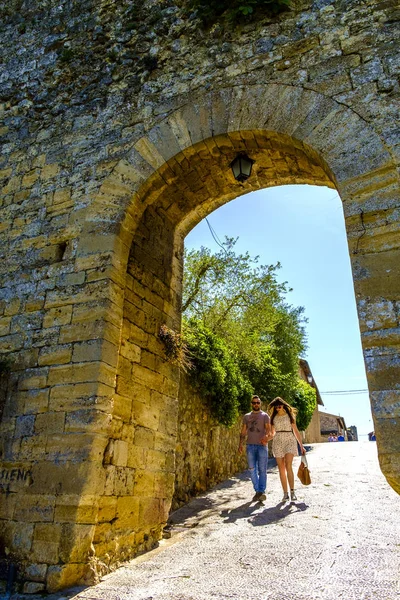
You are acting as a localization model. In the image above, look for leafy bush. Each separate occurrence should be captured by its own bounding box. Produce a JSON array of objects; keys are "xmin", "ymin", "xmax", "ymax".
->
[
  {"xmin": 290, "ymin": 379, "xmax": 317, "ymax": 431},
  {"xmin": 184, "ymin": 320, "xmax": 253, "ymax": 426}
]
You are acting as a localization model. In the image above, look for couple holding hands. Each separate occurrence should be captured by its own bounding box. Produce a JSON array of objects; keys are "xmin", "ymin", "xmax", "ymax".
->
[{"xmin": 238, "ymin": 395, "xmax": 306, "ymax": 503}]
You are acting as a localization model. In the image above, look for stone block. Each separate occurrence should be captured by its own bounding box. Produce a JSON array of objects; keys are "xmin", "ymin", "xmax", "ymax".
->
[
  {"xmin": 38, "ymin": 344, "xmax": 72, "ymax": 366},
  {"xmin": 49, "ymin": 381, "xmax": 114, "ymax": 412},
  {"xmin": 352, "ymin": 248, "xmax": 400, "ymax": 300},
  {"xmin": 154, "ymin": 431, "xmax": 176, "ymax": 453},
  {"xmin": 134, "ymin": 469, "xmax": 155, "ymax": 496},
  {"xmin": 15, "ymin": 414, "xmax": 36, "ymax": 437},
  {"xmin": 44, "ymin": 431, "xmax": 107, "ymax": 464},
  {"xmin": 378, "ymin": 452, "xmax": 400, "ymax": 495},
  {"xmin": 13, "ymin": 494, "xmax": 55, "ymax": 523},
  {"xmin": 10, "ymin": 348, "xmax": 40, "ymax": 370},
  {"xmin": 370, "ymin": 390, "xmax": 400, "ymax": 419},
  {"xmin": 134, "ymin": 426, "xmax": 155, "ymax": 449},
  {"xmin": 0, "ymin": 492, "xmax": 17, "ymax": 519},
  {"xmin": 72, "ymin": 339, "xmax": 119, "ymax": 367},
  {"xmin": 35, "ymin": 411, "xmax": 65, "ymax": 434},
  {"xmin": 76, "ymin": 233, "xmax": 117, "ymax": 257},
  {"xmin": 23, "ymin": 582, "xmax": 46, "ymax": 594},
  {"xmin": 97, "ymin": 496, "xmax": 117, "ymax": 523},
  {"xmin": 116, "ymin": 496, "xmax": 140, "ymax": 528},
  {"xmin": 138, "ymin": 497, "xmax": 160, "ymax": 528},
  {"xmin": 133, "ymin": 399, "xmax": 159, "ymax": 430},
  {"xmin": 43, "ymin": 306, "xmax": 73, "ymax": 328},
  {"xmin": 47, "ymin": 361, "xmax": 116, "ymax": 388},
  {"xmin": 112, "ymin": 393, "xmax": 132, "ymax": 423},
  {"xmin": 154, "ymin": 471, "xmax": 175, "ymax": 499},
  {"xmin": 54, "ymin": 494, "xmax": 99, "ymax": 523},
  {"xmin": 356, "ymin": 298, "xmax": 397, "ymax": 332},
  {"xmin": 362, "ymin": 327, "xmax": 400, "ymax": 350},
  {"xmin": 40, "ymin": 164, "xmax": 60, "ymax": 181},
  {"xmin": 59, "ymin": 524, "xmax": 96, "ymax": 563},
  {"xmin": 146, "ymin": 449, "xmax": 166, "ymax": 471},
  {"xmin": 64, "ymin": 409, "xmax": 111, "ymax": 435},
  {"xmin": 111, "ymin": 440, "xmax": 129, "ymax": 467},
  {"xmin": 46, "ymin": 563, "xmax": 92, "ymax": 593},
  {"xmin": 23, "ymin": 562, "xmax": 48, "ymax": 583},
  {"xmin": 127, "ymin": 445, "xmax": 146, "ymax": 469},
  {"xmin": 1, "ymin": 521, "xmax": 34, "ymax": 559},
  {"xmin": 374, "ymin": 417, "xmax": 400, "ymax": 455},
  {"xmin": 4, "ymin": 298, "xmax": 21, "ymax": 316},
  {"xmin": 364, "ymin": 352, "xmax": 400, "ymax": 391},
  {"xmin": 60, "ymin": 320, "xmax": 121, "ymax": 347},
  {"xmin": 0, "ymin": 315, "xmax": 11, "ymax": 336},
  {"xmin": 18, "ymin": 368, "xmax": 48, "ymax": 390},
  {"xmin": 0, "ymin": 333, "xmax": 24, "ymax": 353},
  {"xmin": 28, "ymin": 462, "xmax": 88, "ymax": 495},
  {"xmin": 22, "ymin": 169, "xmax": 40, "ymax": 188}
]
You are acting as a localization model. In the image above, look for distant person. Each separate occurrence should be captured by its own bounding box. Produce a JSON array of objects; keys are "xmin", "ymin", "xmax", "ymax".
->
[
  {"xmin": 268, "ymin": 397, "xmax": 306, "ymax": 503},
  {"xmin": 338, "ymin": 434, "xmax": 345, "ymax": 442},
  {"xmin": 328, "ymin": 433, "xmax": 334, "ymax": 442},
  {"xmin": 238, "ymin": 395, "xmax": 272, "ymax": 502}
]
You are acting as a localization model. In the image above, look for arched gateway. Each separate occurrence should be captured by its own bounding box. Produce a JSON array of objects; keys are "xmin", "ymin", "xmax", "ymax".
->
[{"xmin": 0, "ymin": 0, "xmax": 399, "ymax": 593}]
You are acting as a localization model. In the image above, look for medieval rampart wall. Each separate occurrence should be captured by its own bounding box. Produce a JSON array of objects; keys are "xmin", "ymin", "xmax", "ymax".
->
[{"xmin": 0, "ymin": 0, "xmax": 399, "ymax": 591}]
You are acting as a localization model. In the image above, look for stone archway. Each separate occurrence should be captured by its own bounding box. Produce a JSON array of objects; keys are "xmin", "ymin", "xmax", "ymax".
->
[
  {"xmin": 1, "ymin": 82, "xmax": 399, "ymax": 591},
  {"xmin": 80, "ymin": 84, "xmax": 398, "ymax": 583}
]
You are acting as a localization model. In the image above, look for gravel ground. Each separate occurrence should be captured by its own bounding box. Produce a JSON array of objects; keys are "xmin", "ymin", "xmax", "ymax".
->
[{"xmin": 13, "ymin": 441, "xmax": 400, "ymax": 600}]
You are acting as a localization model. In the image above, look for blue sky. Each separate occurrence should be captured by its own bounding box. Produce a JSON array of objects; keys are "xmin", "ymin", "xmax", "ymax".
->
[{"xmin": 185, "ymin": 184, "xmax": 373, "ymax": 437}]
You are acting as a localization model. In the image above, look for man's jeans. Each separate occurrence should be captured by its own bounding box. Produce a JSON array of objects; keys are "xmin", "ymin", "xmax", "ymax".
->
[{"xmin": 246, "ymin": 444, "xmax": 268, "ymax": 493}]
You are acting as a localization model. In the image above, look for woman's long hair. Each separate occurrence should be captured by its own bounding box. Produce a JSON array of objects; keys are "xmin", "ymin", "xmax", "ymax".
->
[{"xmin": 268, "ymin": 397, "xmax": 296, "ymax": 426}]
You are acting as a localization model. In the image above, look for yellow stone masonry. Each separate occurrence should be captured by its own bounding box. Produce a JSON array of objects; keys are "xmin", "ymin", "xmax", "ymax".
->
[{"xmin": 1, "ymin": 26, "xmax": 399, "ymax": 592}]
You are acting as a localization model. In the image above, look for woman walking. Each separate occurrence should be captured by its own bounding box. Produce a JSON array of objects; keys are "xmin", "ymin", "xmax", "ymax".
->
[{"xmin": 268, "ymin": 397, "xmax": 306, "ymax": 502}]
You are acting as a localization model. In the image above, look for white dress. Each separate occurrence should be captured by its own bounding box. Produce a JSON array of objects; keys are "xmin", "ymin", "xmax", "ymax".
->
[{"xmin": 272, "ymin": 414, "xmax": 298, "ymax": 458}]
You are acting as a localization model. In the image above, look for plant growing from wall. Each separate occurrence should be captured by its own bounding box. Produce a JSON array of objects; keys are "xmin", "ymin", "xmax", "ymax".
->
[{"xmin": 159, "ymin": 324, "xmax": 192, "ymax": 371}]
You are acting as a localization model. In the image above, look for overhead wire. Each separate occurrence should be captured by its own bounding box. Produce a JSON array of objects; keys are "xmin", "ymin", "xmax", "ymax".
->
[
  {"xmin": 205, "ymin": 217, "xmax": 227, "ymax": 252},
  {"xmin": 320, "ymin": 389, "xmax": 368, "ymax": 395}
]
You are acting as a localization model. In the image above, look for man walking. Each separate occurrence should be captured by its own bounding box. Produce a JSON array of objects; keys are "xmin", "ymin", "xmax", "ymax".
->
[{"xmin": 238, "ymin": 395, "xmax": 272, "ymax": 502}]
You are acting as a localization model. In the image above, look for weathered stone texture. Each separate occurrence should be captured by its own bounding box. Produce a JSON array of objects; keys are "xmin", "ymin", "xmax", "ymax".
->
[
  {"xmin": 172, "ymin": 374, "xmax": 247, "ymax": 512},
  {"xmin": 0, "ymin": 0, "xmax": 399, "ymax": 592}
]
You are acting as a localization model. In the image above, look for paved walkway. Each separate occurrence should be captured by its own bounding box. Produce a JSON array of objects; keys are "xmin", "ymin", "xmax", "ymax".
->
[{"xmin": 19, "ymin": 442, "xmax": 400, "ymax": 600}]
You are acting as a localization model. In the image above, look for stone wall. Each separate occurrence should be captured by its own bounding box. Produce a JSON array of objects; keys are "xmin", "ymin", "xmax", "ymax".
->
[
  {"xmin": 172, "ymin": 374, "xmax": 247, "ymax": 512},
  {"xmin": 0, "ymin": 0, "xmax": 399, "ymax": 592}
]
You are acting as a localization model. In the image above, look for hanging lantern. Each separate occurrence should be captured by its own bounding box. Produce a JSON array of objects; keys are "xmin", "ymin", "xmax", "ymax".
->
[{"xmin": 230, "ymin": 153, "xmax": 255, "ymax": 182}]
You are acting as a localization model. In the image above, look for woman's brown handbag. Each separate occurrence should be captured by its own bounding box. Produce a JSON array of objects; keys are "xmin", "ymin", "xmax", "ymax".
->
[{"xmin": 297, "ymin": 455, "xmax": 311, "ymax": 486}]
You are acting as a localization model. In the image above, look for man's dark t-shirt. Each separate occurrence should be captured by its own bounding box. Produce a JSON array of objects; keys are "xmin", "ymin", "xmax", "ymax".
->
[{"xmin": 242, "ymin": 411, "xmax": 269, "ymax": 445}]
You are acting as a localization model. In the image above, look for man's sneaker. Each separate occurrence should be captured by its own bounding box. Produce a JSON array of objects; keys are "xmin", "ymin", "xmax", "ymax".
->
[
  {"xmin": 282, "ymin": 492, "xmax": 289, "ymax": 502},
  {"xmin": 258, "ymin": 493, "xmax": 266, "ymax": 502},
  {"xmin": 290, "ymin": 490, "xmax": 298, "ymax": 501},
  {"xmin": 252, "ymin": 492, "xmax": 261, "ymax": 501}
]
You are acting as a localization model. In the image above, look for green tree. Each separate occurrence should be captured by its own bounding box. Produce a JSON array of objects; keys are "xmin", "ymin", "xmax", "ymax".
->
[{"xmin": 181, "ymin": 237, "xmax": 308, "ymax": 424}]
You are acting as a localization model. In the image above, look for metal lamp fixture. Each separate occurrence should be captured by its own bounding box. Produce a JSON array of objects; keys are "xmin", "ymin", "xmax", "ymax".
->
[{"xmin": 230, "ymin": 153, "xmax": 255, "ymax": 182}]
